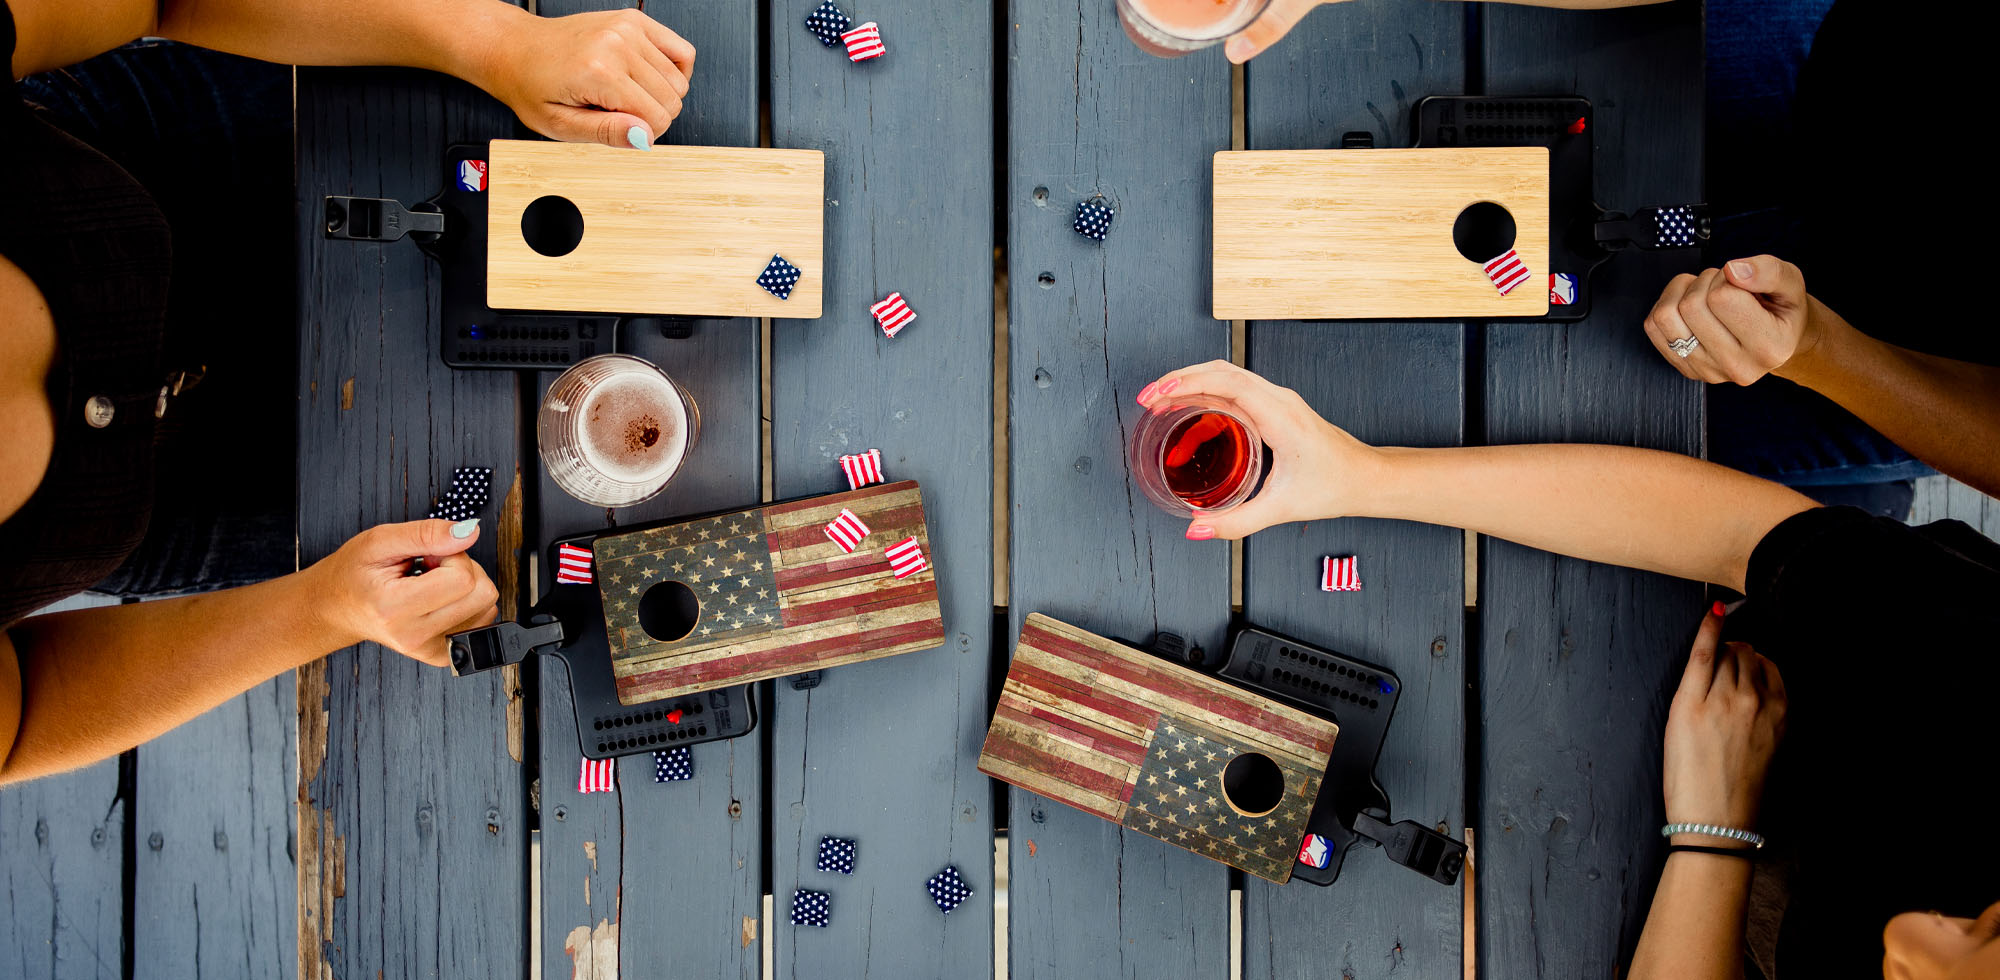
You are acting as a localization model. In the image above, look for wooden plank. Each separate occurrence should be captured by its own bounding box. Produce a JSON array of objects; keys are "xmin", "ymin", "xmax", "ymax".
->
[
  {"xmin": 134, "ymin": 676, "xmax": 298, "ymax": 980},
  {"xmin": 527, "ymin": 1, "xmax": 765, "ymax": 976},
  {"xmin": 0, "ymin": 764, "xmax": 123, "ymax": 980},
  {"xmin": 1213, "ymin": 147, "xmax": 1550, "ymax": 318},
  {"xmin": 1238, "ymin": 4, "xmax": 1467, "ymax": 977},
  {"xmin": 767, "ymin": 0, "xmax": 995, "ymax": 973},
  {"xmin": 295, "ymin": 67, "xmax": 529, "ymax": 980},
  {"xmin": 1477, "ymin": 4, "xmax": 1705, "ymax": 975},
  {"xmin": 1003, "ymin": 0, "xmax": 1232, "ymax": 975},
  {"xmin": 485, "ymin": 141, "xmax": 826, "ymax": 317}
]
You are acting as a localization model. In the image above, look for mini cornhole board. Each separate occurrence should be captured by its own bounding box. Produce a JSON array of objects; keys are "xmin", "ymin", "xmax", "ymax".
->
[
  {"xmin": 595, "ymin": 480, "xmax": 942, "ymax": 703},
  {"xmin": 1212, "ymin": 147, "xmax": 1550, "ymax": 319},
  {"xmin": 978, "ymin": 614, "xmax": 1339, "ymax": 884},
  {"xmin": 485, "ymin": 140, "xmax": 825, "ymax": 317}
]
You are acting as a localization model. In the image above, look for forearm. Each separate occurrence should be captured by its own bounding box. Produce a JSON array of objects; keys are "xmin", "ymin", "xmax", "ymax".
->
[
  {"xmin": 1629, "ymin": 853, "xmax": 1753, "ymax": 980},
  {"xmin": 1778, "ymin": 301, "xmax": 2000, "ymax": 498},
  {"xmin": 1353, "ymin": 444, "xmax": 1816, "ymax": 591},
  {"xmin": 155, "ymin": 0, "xmax": 527, "ymax": 87},
  {"xmin": 1, "ymin": 568, "xmax": 356, "ymax": 783}
]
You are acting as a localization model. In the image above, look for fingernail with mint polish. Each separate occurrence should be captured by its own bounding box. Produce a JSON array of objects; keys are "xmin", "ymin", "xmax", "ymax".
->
[
  {"xmin": 627, "ymin": 126, "xmax": 651, "ymax": 151},
  {"xmin": 1136, "ymin": 382, "xmax": 1158, "ymax": 405},
  {"xmin": 1186, "ymin": 524, "xmax": 1215, "ymax": 541},
  {"xmin": 451, "ymin": 518, "xmax": 480, "ymax": 539}
]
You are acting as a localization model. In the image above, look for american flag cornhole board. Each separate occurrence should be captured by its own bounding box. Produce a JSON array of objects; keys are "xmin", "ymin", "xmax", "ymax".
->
[
  {"xmin": 977, "ymin": 614, "xmax": 1340, "ymax": 883},
  {"xmin": 594, "ymin": 480, "xmax": 943, "ymax": 702}
]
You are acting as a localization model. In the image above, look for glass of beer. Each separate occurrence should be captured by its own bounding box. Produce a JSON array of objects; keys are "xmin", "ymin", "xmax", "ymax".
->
[
  {"xmin": 538, "ymin": 354, "xmax": 700, "ymax": 508},
  {"xmin": 1116, "ymin": 0, "xmax": 1271, "ymax": 57},
  {"xmin": 1128, "ymin": 395, "xmax": 1264, "ymax": 518}
]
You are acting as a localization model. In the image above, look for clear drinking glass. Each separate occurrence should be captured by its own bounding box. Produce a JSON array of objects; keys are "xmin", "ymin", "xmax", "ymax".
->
[
  {"xmin": 1115, "ymin": 0, "xmax": 1272, "ymax": 57},
  {"xmin": 1128, "ymin": 396, "xmax": 1264, "ymax": 518},
  {"xmin": 538, "ymin": 354, "xmax": 701, "ymax": 508}
]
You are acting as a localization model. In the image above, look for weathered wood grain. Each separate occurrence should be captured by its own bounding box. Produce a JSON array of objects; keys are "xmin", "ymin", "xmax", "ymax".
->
[
  {"xmin": 0, "ymin": 762, "xmax": 123, "ymax": 980},
  {"xmin": 1237, "ymin": 7, "xmax": 1468, "ymax": 978},
  {"xmin": 1003, "ymin": 0, "xmax": 1234, "ymax": 974},
  {"xmin": 134, "ymin": 674, "xmax": 298, "ymax": 980},
  {"xmin": 1478, "ymin": 4, "xmax": 1705, "ymax": 975},
  {"xmin": 528, "ymin": 1, "xmax": 766, "ymax": 976},
  {"xmin": 295, "ymin": 67, "xmax": 529, "ymax": 980},
  {"xmin": 768, "ymin": 0, "xmax": 995, "ymax": 973},
  {"xmin": 1214, "ymin": 147, "xmax": 1550, "ymax": 319},
  {"xmin": 486, "ymin": 141, "xmax": 826, "ymax": 317}
]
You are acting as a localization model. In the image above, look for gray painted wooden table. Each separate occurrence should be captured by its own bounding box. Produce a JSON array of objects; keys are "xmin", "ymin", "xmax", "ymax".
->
[{"xmin": 0, "ymin": 1, "xmax": 1704, "ymax": 978}]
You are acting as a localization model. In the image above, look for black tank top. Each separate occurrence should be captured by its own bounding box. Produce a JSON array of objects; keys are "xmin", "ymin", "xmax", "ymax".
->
[{"xmin": 0, "ymin": 0, "xmax": 174, "ymax": 627}]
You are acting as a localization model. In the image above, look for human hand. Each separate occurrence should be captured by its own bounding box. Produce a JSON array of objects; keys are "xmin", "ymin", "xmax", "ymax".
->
[
  {"xmin": 1661, "ymin": 604, "xmax": 1786, "ymax": 836},
  {"xmin": 479, "ymin": 9, "xmax": 696, "ymax": 149},
  {"xmin": 1136, "ymin": 360, "xmax": 1379, "ymax": 541},
  {"xmin": 308, "ymin": 520, "xmax": 501, "ymax": 667},
  {"xmin": 1642, "ymin": 255, "xmax": 1826, "ymax": 387},
  {"xmin": 1223, "ymin": 0, "xmax": 1347, "ymax": 64}
]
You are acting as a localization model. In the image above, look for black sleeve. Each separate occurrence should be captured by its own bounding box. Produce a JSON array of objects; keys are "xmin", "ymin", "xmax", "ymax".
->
[{"xmin": 1742, "ymin": 505, "xmax": 2000, "ymax": 673}]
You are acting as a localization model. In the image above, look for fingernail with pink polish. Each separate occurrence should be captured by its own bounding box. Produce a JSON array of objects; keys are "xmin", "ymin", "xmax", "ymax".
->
[
  {"xmin": 1136, "ymin": 382, "xmax": 1158, "ymax": 405},
  {"xmin": 1158, "ymin": 379, "xmax": 1180, "ymax": 396},
  {"xmin": 1185, "ymin": 524, "xmax": 1215, "ymax": 541}
]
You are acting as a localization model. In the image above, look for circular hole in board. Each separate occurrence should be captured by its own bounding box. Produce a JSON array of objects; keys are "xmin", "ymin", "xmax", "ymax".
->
[
  {"xmin": 638, "ymin": 581, "xmax": 701, "ymax": 642},
  {"xmin": 1221, "ymin": 752, "xmax": 1286, "ymax": 817},
  {"xmin": 522, "ymin": 195, "xmax": 586, "ymax": 257},
  {"xmin": 1451, "ymin": 201, "xmax": 1517, "ymax": 264}
]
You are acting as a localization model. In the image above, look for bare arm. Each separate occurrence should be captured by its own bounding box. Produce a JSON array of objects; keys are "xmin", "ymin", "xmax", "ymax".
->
[
  {"xmin": 1139, "ymin": 362, "xmax": 1817, "ymax": 591},
  {"xmin": 1630, "ymin": 610, "xmax": 1785, "ymax": 980},
  {"xmin": 9, "ymin": 0, "xmax": 696, "ymax": 147},
  {"xmin": 1643, "ymin": 256, "xmax": 2000, "ymax": 497},
  {"xmin": 0, "ymin": 520, "xmax": 497, "ymax": 783},
  {"xmin": 1777, "ymin": 302, "xmax": 2000, "ymax": 498}
]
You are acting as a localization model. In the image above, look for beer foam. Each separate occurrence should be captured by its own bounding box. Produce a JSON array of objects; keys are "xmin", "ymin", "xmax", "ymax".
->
[{"xmin": 577, "ymin": 373, "xmax": 688, "ymax": 485}]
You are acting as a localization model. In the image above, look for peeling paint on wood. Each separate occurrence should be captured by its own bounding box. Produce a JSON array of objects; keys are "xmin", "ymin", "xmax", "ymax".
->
[
  {"xmin": 584, "ymin": 840, "xmax": 597, "ymax": 872},
  {"xmin": 296, "ymin": 658, "xmax": 332, "ymax": 980},
  {"xmin": 741, "ymin": 915, "xmax": 757, "ymax": 949},
  {"xmin": 563, "ymin": 919, "xmax": 619, "ymax": 980},
  {"xmin": 339, "ymin": 378, "xmax": 353, "ymax": 411}
]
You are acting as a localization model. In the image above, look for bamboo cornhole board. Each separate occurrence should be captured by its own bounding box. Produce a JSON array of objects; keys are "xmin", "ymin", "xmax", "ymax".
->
[
  {"xmin": 592, "ymin": 480, "xmax": 943, "ymax": 703},
  {"xmin": 485, "ymin": 140, "xmax": 825, "ymax": 317},
  {"xmin": 978, "ymin": 614, "xmax": 1340, "ymax": 883},
  {"xmin": 1212, "ymin": 147, "xmax": 1550, "ymax": 319}
]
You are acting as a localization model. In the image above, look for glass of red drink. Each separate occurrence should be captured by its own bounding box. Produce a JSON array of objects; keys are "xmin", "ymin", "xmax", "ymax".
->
[
  {"xmin": 1129, "ymin": 396, "xmax": 1264, "ymax": 517},
  {"xmin": 1116, "ymin": 0, "xmax": 1272, "ymax": 57}
]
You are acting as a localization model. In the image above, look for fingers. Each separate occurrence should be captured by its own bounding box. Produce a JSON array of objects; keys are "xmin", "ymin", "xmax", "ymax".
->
[
  {"xmin": 1224, "ymin": 0, "xmax": 1327, "ymax": 64},
  {"xmin": 1674, "ymin": 269, "xmax": 1758, "ymax": 385},
  {"xmin": 1756, "ymin": 653, "xmax": 1786, "ymax": 704},
  {"xmin": 424, "ymin": 572, "xmax": 501, "ymax": 639},
  {"xmin": 542, "ymin": 105, "xmax": 658, "ymax": 150},
  {"xmin": 357, "ymin": 519, "xmax": 479, "ymax": 566},
  {"xmin": 1675, "ymin": 604, "xmax": 1725, "ymax": 703},
  {"xmin": 1185, "ymin": 496, "xmax": 1283, "ymax": 541},
  {"xmin": 635, "ymin": 17, "xmax": 697, "ymax": 79},
  {"xmin": 1643, "ymin": 274, "xmax": 1701, "ymax": 381},
  {"xmin": 1721, "ymin": 255, "xmax": 1806, "ymax": 311}
]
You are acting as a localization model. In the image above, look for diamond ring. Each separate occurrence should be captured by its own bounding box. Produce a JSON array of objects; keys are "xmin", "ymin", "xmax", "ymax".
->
[{"xmin": 1668, "ymin": 336, "xmax": 1701, "ymax": 359}]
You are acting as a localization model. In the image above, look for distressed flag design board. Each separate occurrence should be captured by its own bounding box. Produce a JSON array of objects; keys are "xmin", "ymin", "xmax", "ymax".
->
[
  {"xmin": 555, "ymin": 542, "xmax": 595, "ymax": 585},
  {"xmin": 594, "ymin": 480, "xmax": 944, "ymax": 702},
  {"xmin": 977, "ymin": 614, "xmax": 1339, "ymax": 883}
]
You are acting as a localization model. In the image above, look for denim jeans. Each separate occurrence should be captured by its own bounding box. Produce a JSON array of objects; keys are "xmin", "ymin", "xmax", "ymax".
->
[
  {"xmin": 20, "ymin": 42, "xmax": 298, "ymax": 597},
  {"xmin": 1703, "ymin": 0, "xmax": 1935, "ymax": 505}
]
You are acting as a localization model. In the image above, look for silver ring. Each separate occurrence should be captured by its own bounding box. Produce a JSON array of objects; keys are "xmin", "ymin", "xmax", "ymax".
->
[{"xmin": 1668, "ymin": 336, "xmax": 1701, "ymax": 359}]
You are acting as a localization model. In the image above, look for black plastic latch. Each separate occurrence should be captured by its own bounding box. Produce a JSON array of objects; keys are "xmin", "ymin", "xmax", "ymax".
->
[
  {"xmin": 324, "ymin": 196, "xmax": 445, "ymax": 243},
  {"xmin": 448, "ymin": 618, "xmax": 565, "ymax": 676},
  {"xmin": 1352, "ymin": 810, "xmax": 1467, "ymax": 885},
  {"xmin": 1340, "ymin": 131, "xmax": 1375, "ymax": 149},
  {"xmin": 1595, "ymin": 203, "xmax": 1710, "ymax": 252},
  {"xmin": 790, "ymin": 671, "xmax": 824, "ymax": 690}
]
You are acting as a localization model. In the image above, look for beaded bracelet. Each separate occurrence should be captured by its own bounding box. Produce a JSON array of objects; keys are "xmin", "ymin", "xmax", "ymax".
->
[{"xmin": 1660, "ymin": 822, "xmax": 1765, "ymax": 849}]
